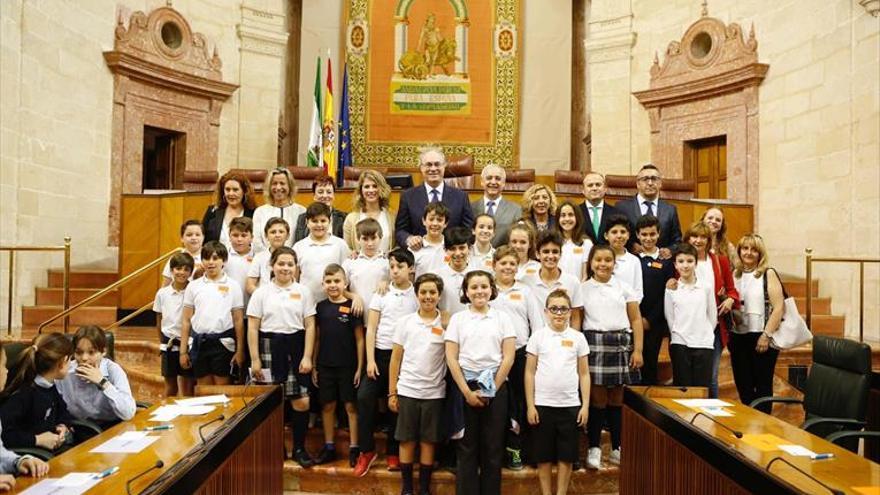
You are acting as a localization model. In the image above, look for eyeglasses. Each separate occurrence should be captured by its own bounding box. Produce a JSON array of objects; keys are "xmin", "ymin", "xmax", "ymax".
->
[
  {"xmin": 637, "ymin": 176, "xmax": 661, "ymax": 183},
  {"xmin": 546, "ymin": 306, "xmax": 571, "ymax": 315},
  {"xmin": 422, "ymin": 161, "xmax": 444, "ymax": 168}
]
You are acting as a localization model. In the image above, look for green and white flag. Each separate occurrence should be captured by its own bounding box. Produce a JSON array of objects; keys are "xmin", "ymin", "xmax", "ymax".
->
[{"xmin": 307, "ymin": 55, "xmax": 323, "ymax": 168}]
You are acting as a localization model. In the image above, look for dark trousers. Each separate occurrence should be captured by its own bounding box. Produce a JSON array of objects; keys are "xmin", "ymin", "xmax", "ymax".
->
[
  {"xmin": 641, "ymin": 326, "xmax": 666, "ymax": 385},
  {"xmin": 669, "ymin": 344, "xmax": 713, "ymax": 388},
  {"xmin": 457, "ymin": 383, "xmax": 508, "ymax": 495},
  {"xmin": 728, "ymin": 332, "xmax": 779, "ymax": 413},
  {"xmin": 505, "ymin": 348, "xmax": 527, "ymax": 452},
  {"xmin": 357, "ymin": 349, "xmax": 398, "ymax": 454}
]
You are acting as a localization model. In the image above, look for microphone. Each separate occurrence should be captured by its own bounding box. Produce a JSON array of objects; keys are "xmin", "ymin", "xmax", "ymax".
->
[
  {"xmin": 242, "ymin": 374, "xmax": 255, "ymax": 407},
  {"xmin": 126, "ymin": 459, "xmax": 164, "ymax": 495},
  {"xmin": 766, "ymin": 456, "xmax": 844, "ymax": 495},
  {"xmin": 198, "ymin": 414, "xmax": 226, "ymax": 443},
  {"xmin": 689, "ymin": 411, "xmax": 743, "ymax": 439}
]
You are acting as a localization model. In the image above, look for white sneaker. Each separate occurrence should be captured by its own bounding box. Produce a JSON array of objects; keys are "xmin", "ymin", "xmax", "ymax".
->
[
  {"xmin": 609, "ymin": 448, "xmax": 621, "ymax": 465},
  {"xmin": 586, "ymin": 447, "xmax": 601, "ymax": 470}
]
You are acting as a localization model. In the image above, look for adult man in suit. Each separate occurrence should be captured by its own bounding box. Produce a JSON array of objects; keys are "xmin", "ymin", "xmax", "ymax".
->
[
  {"xmin": 471, "ymin": 163, "xmax": 522, "ymax": 247},
  {"xmin": 615, "ymin": 164, "xmax": 682, "ymax": 258},
  {"xmin": 395, "ymin": 146, "xmax": 475, "ymax": 248},
  {"xmin": 578, "ymin": 171, "xmax": 622, "ymax": 245}
]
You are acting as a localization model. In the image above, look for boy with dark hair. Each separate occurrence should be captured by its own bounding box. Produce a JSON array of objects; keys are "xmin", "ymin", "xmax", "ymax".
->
[
  {"xmin": 343, "ymin": 218, "xmax": 390, "ymax": 311},
  {"xmin": 162, "ymin": 219, "xmax": 204, "ymax": 285},
  {"xmin": 293, "ymin": 202, "xmax": 351, "ymax": 302},
  {"xmin": 635, "ymin": 215, "xmax": 675, "ymax": 384},
  {"xmin": 521, "ymin": 230, "xmax": 583, "ymax": 330},
  {"xmin": 154, "ymin": 252, "xmax": 196, "ymax": 396},
  {"xmin": 412, "ymin": 203, "xmax": 449, "ymax": 278},
  {"xmin": 437, "ymin": 226, "xmax": 475, "ymax": 317}
]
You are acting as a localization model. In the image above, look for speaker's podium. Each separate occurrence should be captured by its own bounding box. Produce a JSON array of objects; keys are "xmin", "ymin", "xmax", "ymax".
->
[{"xmin": 622, "ymin": 386, "xmax": 880, "ymax": 494}]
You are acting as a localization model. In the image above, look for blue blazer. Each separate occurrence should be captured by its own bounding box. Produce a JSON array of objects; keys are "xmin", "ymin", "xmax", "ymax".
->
[
  {"xmin": 615, "ymin": 196, "xmax": 682, "ymax": 249},
  {"xmin": 394, "ymin": 184, "xmax": 475, "ymax": 247}
]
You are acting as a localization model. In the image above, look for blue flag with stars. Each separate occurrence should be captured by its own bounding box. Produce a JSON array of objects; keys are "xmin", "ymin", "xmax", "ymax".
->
[{"xmin": 337, "ymin": 63, "xmax": 352, "ymax": 187}]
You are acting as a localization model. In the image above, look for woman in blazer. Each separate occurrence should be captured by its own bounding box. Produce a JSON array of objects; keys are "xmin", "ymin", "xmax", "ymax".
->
[{"xmin": 202, "ymin": 171, "xmax": 256, "ymax": 247}]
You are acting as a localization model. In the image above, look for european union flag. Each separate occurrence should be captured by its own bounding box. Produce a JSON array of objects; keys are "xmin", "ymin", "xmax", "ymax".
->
[{"xmin": 337, "ymin": 63, "xmax": 352, "ymax": 187}]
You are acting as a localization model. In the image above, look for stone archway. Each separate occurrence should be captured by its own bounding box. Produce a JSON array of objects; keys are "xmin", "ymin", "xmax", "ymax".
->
[
  {"xmin": 103, "ymin": 6, "xmax": 237, "ymax": 245},
  {"xmin": 393, "ymin": 0, "xmax": 469, "ymax": 77}
]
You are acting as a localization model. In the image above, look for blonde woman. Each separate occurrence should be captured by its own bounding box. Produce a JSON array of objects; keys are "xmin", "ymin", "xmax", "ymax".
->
[
  {"xmin": 252, "ymin": 168, "xmax": 305, "ymax": 253},
  {"xmin": 343, "ymin": 170, "xmax": 395, "ymax": 253},
  {"xmin": 521, "ymin": 184, "xmax": 558, "ymax": 234}
]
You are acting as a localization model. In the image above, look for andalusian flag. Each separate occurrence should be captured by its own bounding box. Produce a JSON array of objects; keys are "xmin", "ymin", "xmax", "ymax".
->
[
  {"xmin": 322, "ymin": 57, "xmax": 337, "ymax": 179},
  {"xmin": 337, "ymin": 63, "xmax": 352, "ymax": 187},
  {"xmin": 307, "ymin": 56, "xmax": 322, "ymax": 168}
]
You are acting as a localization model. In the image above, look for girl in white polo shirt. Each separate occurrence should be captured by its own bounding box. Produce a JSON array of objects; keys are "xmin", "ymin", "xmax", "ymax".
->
[
  {"xmin": 246, "ymin": 217, "xmax": 291, "ymax": 295},
  {"xmin": 246, "ymin": 246, "xmax": 317, "ymax": 468},
  {"xmin": 388, "ymin": 273, "xmax": 447, "ymax": 495},
  {"xmin": 445, "ymin": 270, "xmax": 516, "ymax": 495},
  {"xmin": 580, "ymin": 245, "xmax": 644, "ymax": 470},
  {"xmin": 525, "ymin": 289, "xmax": 590, "ymax": 495},
  {"xmin": 508, "ymin": 222, "xmax": 540, "ymax": 281}
]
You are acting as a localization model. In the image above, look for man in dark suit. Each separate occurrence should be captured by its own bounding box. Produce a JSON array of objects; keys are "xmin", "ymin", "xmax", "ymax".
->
[
  {"xmin": 470, "ymin": 163, "xmax": 522, "ymax": 247},
  {"xmin": 615, "ymin": 164, "xmax": 682, "ymax": 258},
  {"xmin": 395, "ymin": 146, "xmax": 475, "ymax": 248},
  {"xmin": 578, "ymin": 171, "xmax": 623, "ymax": 245}
]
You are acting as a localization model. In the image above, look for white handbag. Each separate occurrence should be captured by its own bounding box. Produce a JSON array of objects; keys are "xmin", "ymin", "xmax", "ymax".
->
[{"xmin": 766, "ymin": 269, "xmax": 812, "ymax": 350}]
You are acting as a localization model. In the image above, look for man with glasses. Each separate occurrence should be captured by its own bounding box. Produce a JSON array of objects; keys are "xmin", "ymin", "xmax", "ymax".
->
[
  {"xmin": 394, "ymin": 146, "xmax": 474, "ymax": 249},
  {"xmin": 616, "ymin": 164, "xmax": 682, "ymax": 259},
  {"xmin": 578, "ymin": 172, "xmax": 623, "ymax": 246}
]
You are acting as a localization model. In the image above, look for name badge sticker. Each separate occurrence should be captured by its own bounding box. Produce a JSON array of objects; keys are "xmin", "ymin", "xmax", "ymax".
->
[
  {"xmin": 217, "ymin": 285, "xmax": 229, "ymax": 295},
  {"xmin": 431, "ymin": 327, "xmax": 444, "ymax": 336},
  {"xmin": 289, "ymin": 292, "xmax": 302, "ymax": 301},
  {"xmin": 526, "ymin": 268, "xmax": 537, "ymax": 275},
  {"xmin": 573, "ymin": 247, "xmax": 584, "ymax": 254},
  {"xmin": 509, "ymin": 293, "xmax": 522, "ymax": 301},
  {"xmin": 561, "ymin": 339, "xmax": 574, "ymax": 348},
  {"xmin": 339, "ymin": 306, "xmax": 351, "ymax": 314}
]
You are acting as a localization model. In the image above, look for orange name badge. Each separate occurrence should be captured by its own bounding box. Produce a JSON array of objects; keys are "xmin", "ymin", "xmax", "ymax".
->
[
  {"xmin": 561, "ymin": 339, "xmax": 574, "ymax": 348},
  {"xmin": 289, "ymin": 292, "xmax": 302, "ymax": 301},
  {"xmin": 526, "ymin": 268, "xmax": 537, "ymax": 275},
  {"xmin": 431, "ymin": 327, "xmax": 444, "ymax": 336},
  {"xmin": 217, "ymin": 285, "xmax": 229, "ymax": 295},
  {"xmin": 339, "ymin": 305, "xmax": 351, "ymax": 314},
  {"xmin": 508, "ymin": 292, "xmax": 522, "ymax": 301},
  {"xmin": 573, "ymin": 247, "xmax": 584, "ymax": 254},
  {"xmin": 484, "ymin": 259, "xmax": 493, "ymax": 267},
  {"xmin": 651, "ymin": 261, "xmax": 663, "ymax": 269}
]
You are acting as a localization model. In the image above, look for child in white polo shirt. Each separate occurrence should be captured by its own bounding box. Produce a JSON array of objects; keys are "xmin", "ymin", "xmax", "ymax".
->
[
  {"xmin": 445, "ymin": 270, "xmax": 516, "ymax": 495},
  {"xmin": 437, "ymin": 227, "xmax": 475, "ymax": 318},
  {"xmin": 246, "ymin": 217, "xmax": 290, "ymax": 294},
  {"xmin": 509, "ymin": 222, "xmax": 540, "ymax": 280},
  {"xmin": 353, "ymin": 248, "xmax": 419, "ymax": 476},
  {"xmin": 162, "ymin": 219, "xmax": 204, "ymax": 285},
  {"xmin": 604, "ymin": 214, "xmax": 644, "ymax": 301},
  {"xmin": 411, "ymin": 202, "xmax": 448, "ymax": 279},
  {"xmin": 525, "ymin": 289, "xmax": 590, "ymax": 495},
  {"xmin": 293, "ymin": 202, "xmax": 351, "ymax": 302},
  {"xmin": 521, "ymin": 231, "xmax": 584, "ymax": 330},
  {"xmin": 388, "ymin": 273, "xmax": 447, "ymax": 495},
  {"xmin": 469, "ymin": 214, "xmax": 496, "ymax": 272},
  {"xmin": 153, "ymin": 252, "xmax": 196, "ymax": 397},
  {"xmin": 343, "ymin": 218, "xmax": 389, "ymax": 311},
  {"xmin": 247, "ymin": 246, "xmax": 317, "ymax": 467},
  {"xmin": 179, "ymin": 241, "xmax": 245, "ymax": 386},
  {"xmin": 664, "ymin": 243, "xmax": 717, "ymax": 388}
]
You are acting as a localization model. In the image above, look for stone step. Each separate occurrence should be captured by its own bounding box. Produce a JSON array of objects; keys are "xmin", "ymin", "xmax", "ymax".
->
[
  {"xmin": 779, "ymin": 276, "xmax": 819, "ymax": 298},
  {"xmin": 806, "ymin": 315, "xmax": 846, "ymax": 336},
  {"xmin": 793, "ymin": 296, "xmax": 832, "ymax": 315},
  {"xmin": 35, "ymin": 287, "xmax": 119, "ymax": 306},
  {"xmin": 47, "ymin": 269, "xmax": 118, "ymax": 289},
  {"xmin": 21, "ymin": 305, "xmax": 117, "ymax": 327},
  {"xmin": 121, "ymin": 362, "xmax": 165, "ymax": 404}
]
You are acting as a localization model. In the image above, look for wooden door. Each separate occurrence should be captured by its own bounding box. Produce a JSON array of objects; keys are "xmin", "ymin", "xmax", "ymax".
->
[{"xmin": 685, "ymin": 136, "xmax": 727, "ymax": 199}]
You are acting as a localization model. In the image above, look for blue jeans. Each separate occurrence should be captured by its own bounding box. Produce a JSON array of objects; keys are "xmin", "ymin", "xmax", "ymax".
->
[{"xmin": 709, "ymin": 328, "xmax": 722, "ymax": 398}]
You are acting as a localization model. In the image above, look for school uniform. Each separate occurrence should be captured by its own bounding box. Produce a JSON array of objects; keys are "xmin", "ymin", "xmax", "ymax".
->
[
  {"xmin": 412, "ymin": 238, "xmax": 446, "ymax": 279},
  {"xmin": 580, "ymin": 277, "xmax": 641, "ymax": 386},
  {"xmin": 0, "ymin": 376, "xmax": 75, "ymax": 449},
  {"xmin": 247, "ymin": 250, "xmax": 273, "ymax": 288},
  {"xmin": 162, "ymin": 252, "xmax": 201, "ymax": 281},
  {"xmin": 343, "ymin": 253, "xmax": 390, "ymax": 311},
  {"xmin": 560, "ymin": 239, "xmax": 592, "ymax": 280},
  {"xmin": 252, "ymin": 202, "xmax": 306, "ymax": 253},
  {"xmin": 57, "ymin": 358, "xmax": 136, "ymax": 423},
  {"xmin": 226, "ymin": 249, "xmax": 254, "ymax": 302},
  {"xmin": 613, "ymin": 251, "xmax": 644, "ymax": 302},
  {"xmin": 293, "ymin": 235, "xmax": 351, "ymax": 302},
  {"xmin": 515, "ymin": 259, "xmax": 541, "ymax": 281},
  {"xmin": 445, "ymin": 307, "xmax": 515, "ymax": 495},
  {"xmin": 468, "ymin": 245, "xmax": 495, "ymax": 273},
  {"xmin": 357, "ymin": 283, "xmax": 418, "ymax": 455},
  {"xmin": 0, "ymin": 422, "xmax": 28, "ymax": 474},
  {"xmin": 638, "ymin": 251, "xmax": 675, "ymax": 385},
  {"xmin": 393, "ymin": 311, "xmax": 447, "ymax": 443},
  {"xmin": 520, "ymin": 270, "xmax": 584, "ymax": 326},
  {"xmin": 664, "ymin": 279, "xmax": 717, "ymax": 388},
  {"xmin": 153, "ymin": 284, "xmax": 194, "ymax": 378},
  {"xmin": 183, "ymin": 274, "xmax": 244, "ymax": 378},
  {"xmin": 316, "ymin": 298, "xmax": 363, "ymax": 404},
  {"xmin": 526, "ymin": 326, "xmax": 589, "ymax": 463},
  {"xmin": 437, "ymin": 264, "xmax": 473, "ymax": 316},
  {"xmin": 247, "ymin": 280, "xmax": 317, "ymax": 398}
]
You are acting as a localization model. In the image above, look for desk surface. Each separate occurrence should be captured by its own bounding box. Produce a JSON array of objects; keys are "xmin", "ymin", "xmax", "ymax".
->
[
  {"xmin": 14, "ymin": 396, "xmax": 249, "ymax": 494},
  {"xmin": 646, "ymin": 395, "xmax": 880, "ymax": 494}
]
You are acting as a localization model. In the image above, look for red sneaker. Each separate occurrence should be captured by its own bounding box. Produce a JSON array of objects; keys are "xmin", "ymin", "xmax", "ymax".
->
[
  {"xmin": 353, "ymin": 451, "xmax": 376, "ymax": 477},
  {"xmin": 386, "ymin": 454, "xmax": 401, "ymax": 471}
]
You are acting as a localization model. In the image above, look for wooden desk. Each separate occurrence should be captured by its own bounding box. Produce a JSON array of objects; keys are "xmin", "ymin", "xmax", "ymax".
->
[
  {"xmin": 622, "ymin": 388, "xmax": 880, "ymax": 494},
  {"xmin": 14, "ymin": 386, "xmax": 283, "ymax": 494}
]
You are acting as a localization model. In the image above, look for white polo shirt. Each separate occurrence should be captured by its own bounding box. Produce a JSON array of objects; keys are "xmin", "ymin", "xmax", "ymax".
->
[
  {"xmin": 560, "ymin": 239, "xmax": 592, "ymax": 281},
  {"xmin": 520, "ymin": 270, "xmax": 584, "ymax": 326},
  {"xmin": 580, "ymin": 276, "xmax": 639, "ymax": 332},
  {"xmin": 392, "ymin": 311, "xmax": 447, "ymax": 400},
  {"xmin": 247, "ymin": 250, "xmax": 273, "ymax": 288},
  {"xmin": 247, "ymin": 281, "xmax": 316, "ymax": 334},
  {"xmin": 343, "ymin": 253, "xmax": 390, "ymax": 310},
  {"xmin": 526, "ymin": 326, "xmax": 590, "ymax": 407},
  {"xmin": 226, "ymin": 249, "xmax": 254, "ymax": 307},
  {"xmin": 183, "ymin": 274, "xmax": 243, "ymax": 351},
  {"xmin": 664, "ymin": 280, "xmax": 717, "ymax": 349},
  {"xmin": 369, "ymin": 283, "xmax": 419, "ymax": 350},
  {"xmin": 412, "ymin": 239, "xmax": 446, "ymax": 278},
  {"xmin": 445, "ymin": 307, "xmax": 515, "ymax": 371},
  {"xmin": 490, "ymin": 283, "xmax": 544, "ymax": 349},
  {"xmin": 469, "ymin": 245, "xmax": 495, "ymax": 273},
  {"xmin": 153, "ymin": 284, "xmax": 185, "ymax": 347},
  {"xmin": 437, "ymin": 264, "xmax": 474, "ymax": 315},
  {"xmin": 162, "ymin": 252, "xmax": 201, "ymax": 280},
  {"xmin": 515, "ymin": 259, "xmax": 541, "ymax": 281},
  {"xmin": 613, "ymin": 251, "xmax": 644, "ymax": 302},
  {"xmin": 293, "ymin": 235, "xmax": 351, "ymax": 302}
]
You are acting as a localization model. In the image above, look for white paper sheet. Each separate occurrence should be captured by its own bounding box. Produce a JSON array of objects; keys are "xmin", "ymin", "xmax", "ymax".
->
[
  {"xmin": 779, "ymin": 444, "xmax": 819, "ymax": 457},
  {"xmin": 175, "ymin": 394, "xmax": 230, "ymax": 407},
  {"xmin": 18, "ymin": 477, "xmax": 102, "ymax": 495},
  {"xmin": 249, "ymin": 368, "xmax": 273, "ymax": 383},
  {"xmin": 148, "ymin": 404, "xmax": 215, "ymax": 421},
  {"xmin": 673, "ymin": 399, "xmax": 733, "ymax": 408},
  {"xmin": 698, "ymin": 406, "xmax": 734, "ymax": 417},
  {"xmin": 90, "ymin": 432, "xmax": 160, "ymax": 454},
  {"xmin": 54, "ymin": 473, "xmax": 97, "ymax": 487}
]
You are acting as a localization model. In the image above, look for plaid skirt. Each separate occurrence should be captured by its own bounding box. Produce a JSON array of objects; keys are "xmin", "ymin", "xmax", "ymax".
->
[
  {"xmin": 259, "ymin": 332, "xmax": 310, "ymax": 399},
  {"xmin": 584, "ymin": 330, "xmax": 640, "ymax": 386}
]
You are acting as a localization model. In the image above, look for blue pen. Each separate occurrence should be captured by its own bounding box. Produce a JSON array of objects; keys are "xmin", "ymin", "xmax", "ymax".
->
[
  {"xmin": 144, "ymin": 425, "xmax": 174, "ymax": 431},
  {"xmin": 94, "ymin": 466, "xmax": 119, "ymax": 479},
  {"xmin": 813, "ymin": 453, "xmax": 834, "ymax": 460}
]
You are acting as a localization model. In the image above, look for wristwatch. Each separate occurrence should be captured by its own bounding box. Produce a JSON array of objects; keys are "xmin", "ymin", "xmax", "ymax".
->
[{"xmin": 98, "ymin": 377, "xmax": 109, "ymax": 390}]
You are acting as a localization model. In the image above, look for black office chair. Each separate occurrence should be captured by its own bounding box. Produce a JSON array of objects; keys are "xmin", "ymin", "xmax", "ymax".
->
[{"xmin": 751, "ymin": 335, "xmax": 873, "ymax": 453}]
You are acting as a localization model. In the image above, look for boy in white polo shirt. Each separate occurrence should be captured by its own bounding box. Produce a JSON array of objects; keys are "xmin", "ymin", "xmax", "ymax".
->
[
  {"xmin": 293, "ymin": 202, "xmax": 351, "ymax": 302},
  {"xmin": 664, "ymin": 243, "xmax": 717, "ymax": 388},
  {"xmin": 521, "ymin": 230, "xmax": 584, "ymax": 330},
  {"xmin": 179, "ymin": 241, "xmax": 245, "ymax": 386},
  {"xmin": 343, "ymin": 218, "xmax": 390, "ymax": 311},
  {"xmin": 437, "ymin": 226, "xmax": 475, "ymax": 318},
  {"xmin": 162, "ymin": 219, "xmax": 204, "ymax": 286},
  {"xmin": 388, "ymin": 273, "xmax": 447, "ymax": 495},
  {"xmin": 411, "ymin": 202, "xmax": 449, "ymax": 279},
  {"xmin": 153, "ymin": 251, "xmax": 196, "ymax": 397},
  {"xmin": 353, "ymin": 248, "xmax": 419, "ymax": 476},
  {"xmin": 525, "ymin": 289, "xmax": 590, "ymax": 495}
]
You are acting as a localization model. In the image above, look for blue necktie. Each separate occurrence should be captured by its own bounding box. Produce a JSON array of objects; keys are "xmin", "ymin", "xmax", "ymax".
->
[{"xmin": 430, "ymin": 189, "xmax": 440, "ymax": 203}]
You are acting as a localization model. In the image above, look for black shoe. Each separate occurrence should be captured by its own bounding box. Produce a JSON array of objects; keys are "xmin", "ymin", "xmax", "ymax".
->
[
  {"xmin": 315, "ymin": 445, "xmax": 337, "ymax": 465},
  {"xmin": 349, "ymin": 446, "xmax": 360, "ymax": 467},
  {"xmin": 294, "ymin": 448, "xmax": 314, "ymax": 468},
  {"xmin": 505, "ymin": 448, "xmax": 524, "ymax": 470}
]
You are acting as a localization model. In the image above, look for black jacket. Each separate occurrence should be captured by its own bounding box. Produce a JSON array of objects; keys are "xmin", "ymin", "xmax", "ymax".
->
[{"xmin": 201, "ymin": 206, "xmax": 255, "ymax": 244}]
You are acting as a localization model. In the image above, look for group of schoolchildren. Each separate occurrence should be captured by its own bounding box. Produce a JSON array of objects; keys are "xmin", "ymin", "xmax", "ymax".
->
[{"xmin": 0, "ymin": 191, "xmax": 736, "ymax": 495}]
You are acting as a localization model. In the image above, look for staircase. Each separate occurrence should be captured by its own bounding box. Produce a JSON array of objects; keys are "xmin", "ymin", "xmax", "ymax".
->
[{"xmin": 21, "ymin": 269, "xmax": 119, "ymax": 329}]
